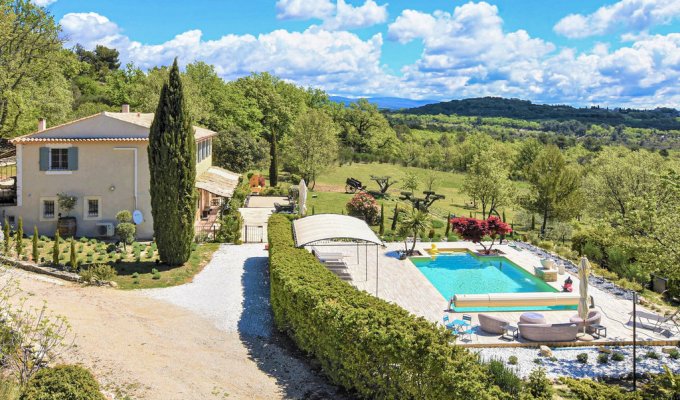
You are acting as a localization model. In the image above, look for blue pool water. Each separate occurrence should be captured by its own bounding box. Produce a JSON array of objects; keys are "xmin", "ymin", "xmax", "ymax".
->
[{"xmin": 411, "ymin": 252, "xmax": 576, "ymax": 312}]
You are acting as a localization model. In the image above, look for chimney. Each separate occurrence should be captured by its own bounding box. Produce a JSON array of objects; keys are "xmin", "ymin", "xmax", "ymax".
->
[
  {"xmin": 121, "ymin": 104, "xmax": 130, "ymax": 113},
  {"xmin": 38, "ymin": 118, "xmax": 47, "ymax": 132}
]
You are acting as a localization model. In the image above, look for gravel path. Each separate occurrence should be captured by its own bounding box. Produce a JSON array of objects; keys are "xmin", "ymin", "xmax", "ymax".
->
[
  {"xmin": 476, "ymin": 345, "xmax": 680, "ymax": 379},
  {"xmin": 143, "ymin": 243, "xmax": 272, "ymax": 337}
]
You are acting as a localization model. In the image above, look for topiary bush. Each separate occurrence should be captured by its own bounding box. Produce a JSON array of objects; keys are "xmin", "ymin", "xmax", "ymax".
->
[
  {"xmin": 20, "ymin": 365, "xmax": 105, "ymax": 400},
  {"xmin": 268, "ymin": 214, "xmax": 504, "ymax": 399},
  {"xmin": 577, "ymin": 353, "xmax": 588, "ymax": 364}
]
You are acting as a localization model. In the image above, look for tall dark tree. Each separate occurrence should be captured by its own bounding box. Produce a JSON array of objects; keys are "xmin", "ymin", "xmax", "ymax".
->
[{"xmin": 148, "ymin": 59, "xmax": 197, "ymax": 266}]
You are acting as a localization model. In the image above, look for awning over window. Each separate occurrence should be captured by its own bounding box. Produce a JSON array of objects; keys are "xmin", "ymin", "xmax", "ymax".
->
[
  {"xmin": 196, "ymin": 166, "xmax": 240, "ymax": 198},
  {"xmin": 292, "ymin": 214, "xmax": 383, "ymax": 247}
]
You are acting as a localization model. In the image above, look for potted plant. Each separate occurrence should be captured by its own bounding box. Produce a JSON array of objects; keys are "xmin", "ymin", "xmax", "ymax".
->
[{"xmin": 57, "ymin": 192, "xmax": 77, "ymax": 237}]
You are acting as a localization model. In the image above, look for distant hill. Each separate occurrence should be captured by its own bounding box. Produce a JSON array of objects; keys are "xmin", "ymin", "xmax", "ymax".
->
[
  {"xmin": 329, "ymin": 96, "xmax": 437, "ymax": 110},
  {"xmin": 401, "ymin": 97, "xmax": 680, "ymax": 130}
]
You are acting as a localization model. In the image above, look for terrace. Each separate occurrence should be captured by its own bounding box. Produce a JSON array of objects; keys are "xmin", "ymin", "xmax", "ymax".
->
[{"xmin": 307, "ymin": 240, "xmax": 679, "ymax": 347}]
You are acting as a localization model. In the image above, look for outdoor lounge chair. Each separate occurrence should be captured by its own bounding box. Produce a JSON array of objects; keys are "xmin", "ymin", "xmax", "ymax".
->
[
  {"xmin": 312, "ymin": 247, "xmax": 346, "ymax": 262},
  {"xmin": 518, "ymin": 323, "xmax": 578, "ymax": 342},
  {"xmin": 629, "ymin": 309, "xmax": 679, "ymax": 334},
  {"xmin": 569, "ymin": 310, "xmax": 602, "ymax": 333},
  {"xmin": 478, "ymin": 313, "xmax": 510, "ymax": 334}
]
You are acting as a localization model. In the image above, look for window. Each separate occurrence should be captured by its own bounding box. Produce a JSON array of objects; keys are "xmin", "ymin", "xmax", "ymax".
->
[
  {"xmin": 83, "ymin": 196, "xmax": 101, "ymax": 220},
  {"xmin": 40, "ymin": 197, "xmax": 58, "ymax": 221},
  {"xmin": 50, "ymin": 148, "xmax": 69, "ymax": 170}
]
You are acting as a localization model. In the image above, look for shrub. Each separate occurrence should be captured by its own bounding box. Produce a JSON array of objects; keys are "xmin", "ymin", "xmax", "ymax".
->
[
  {"xmin": 559, "ymin": 377, "xmax": 629, "ymax": 400},
  {"xmin": 152, "ymin": 272, "xmax": 161, "ymax": 280},
  {"xmin": 52, "ymin": 232, "xmax": 60, "ymax": 265},
  {"xmin": 533, "ymin": 358, "xmax": 542, "ymax": 364},
  {"xmin": 537, "ymin": 240, "xmax": 553, "ymax": 251},
  {"xmin": 20, "ymin": 364, "xmax": 105, "ymax": 400},
  {"xmin": 15, "ymin": 217, "xmax": 23, "ymax": 258},
  {"xmin": 345, "ymin": 192, "xmax": 380, "ymax": 225},
  {"xmin": 267, "ymin": 215, "xmax": 503, "ymax": 399},
  {"xmin": 79, "ymin": 264, "xmax": 117, "ymax": 283},
  {"xmin": 646, "ymin": 350, "xmax": 659, "ymax": 359},
  {"xmin": 577, "ymin": 353, "xmax": 588, "ymax": 364},
  {"xmin": 79, "ymin": 237, "xmax": 89, "ymax": 243},
  {"xmin": 131, "ymin": 272, "xmax": 139, "ymax": 279},
  {"xmin": 507, "ymin": 355, "xmax": 518, "ymax": 365},
  {"xmin": 612, "ymin": 352, "xmax": 625, "ymax": 362},
  {"xmin": 597, "ymin": 353, "xmax": 609, "ymax": 364},
  {"xmin": 524, "ymin": 368, "xmax": 553, "ymax": 400},
  {"xmin": 115, "ymin": 210, "xmax": 136, "ymax": 250},
  {"xmin": 668, "ymin": 348, "xmax": 679, "ymax": 360},
  {"xmin": 31, "ymin": 227, "xmax": 39, "ymax": 263},
  {"xmin": 486, "ymin": 359, "xmax": 522, "ymax": 396}
]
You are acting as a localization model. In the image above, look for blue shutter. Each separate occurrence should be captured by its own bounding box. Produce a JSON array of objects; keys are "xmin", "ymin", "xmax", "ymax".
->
[
  {"xmin": 68, "ymin": 147, "xmax": 78, "ymax": 171},
  {"xmin": 39, "ymin": 147, "xmax": 49, "ymax": 171}
]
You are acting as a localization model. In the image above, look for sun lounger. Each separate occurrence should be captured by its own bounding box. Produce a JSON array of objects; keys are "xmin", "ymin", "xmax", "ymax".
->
[
  {"xmin": 629, "ymin": 309, "xmax": 679, "ymax": 333},
  {"xmin": 569, "ymin": 310, "xmax": 602, "ymax": 333},
  {"xmin": 312, "ymin": 247, "xmax": 346, "ymax": 262}
]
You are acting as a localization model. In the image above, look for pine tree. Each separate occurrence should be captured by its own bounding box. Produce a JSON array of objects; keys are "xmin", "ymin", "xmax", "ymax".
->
[
  {"xmin": 148, "ymin": 59, "xmax": 197, "ymax": 266},
  {"xmin": 52, "ymin": 231, "xmax": 60, "ymax": 265},
  {"xmin": 69, "ymin": 238, "xmax": 78, "ymax": 270},
  {"xmin": 391, "ymin": 203, "xmax": 399, "ymax": 231},
  {"xmin": 15, "ymin": 217, "xmax": 23, "ymax": 257},
  {"xmin": 444, "ymin": 213, "xmax": 451, "ymax": 238},
  {"xmin": 32, "ymin": 226, "xmax": 39, "ymax": 262},
  {"xmin": 379, "ymin": 203, "xmax": 385, "ymax": 235},
  {"xmin": 3, "ymin": 217, "xmax": 10, "ymax": 254}
]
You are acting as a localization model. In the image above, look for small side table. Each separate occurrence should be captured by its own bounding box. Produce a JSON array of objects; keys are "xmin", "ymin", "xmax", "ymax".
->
[
  {"xmin": 590, "ymin": 324, "xmax": 607, "ymax": 338},
  {"xmin": 502, "ymin": 325, "xmax": 519, "ymax": 341}
]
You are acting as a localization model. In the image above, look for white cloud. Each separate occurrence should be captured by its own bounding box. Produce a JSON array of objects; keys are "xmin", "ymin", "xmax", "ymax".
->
[
  {"xmin": 554, "ymin": 0, "xmax": 680, "ymax": 39},
  {"xmin": 275, "ymin": 0, "xmax": 387, "ymax": 30},
  {"xmin": 60, "ymin": 6, "xmax": 680, "ymax": 108},
  {"xmin": 32, "ymin": 0, "xmax": 57, "ymax": 6},
  {"xmin": 275, "ymin": 0, "xmax": 335, "ymax": 20},
  {"xmin": 60, "ymin": 12, "xmax": 389, "ymax": 95}
]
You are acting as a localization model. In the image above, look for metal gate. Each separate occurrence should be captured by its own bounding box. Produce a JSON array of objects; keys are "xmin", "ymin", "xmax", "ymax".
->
[{"xmin": 242, "ymin": 225, "xmax": 264, "ymax": 243}]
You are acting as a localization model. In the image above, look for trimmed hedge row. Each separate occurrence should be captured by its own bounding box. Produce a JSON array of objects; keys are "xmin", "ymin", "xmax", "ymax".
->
[{"xmin": 268, "ymin": 215, "xmax": 505, "ymax": 399}]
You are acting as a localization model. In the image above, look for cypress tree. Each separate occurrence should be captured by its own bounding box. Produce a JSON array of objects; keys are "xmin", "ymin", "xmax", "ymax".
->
[
  {"xmin": 269, "ymin": 131, "xmax": 278, "ymax": 187},
  {"xmin": 3, "ymin": 217, "xmax": 10, "ymax": 254},
  {"xmin": 32, "ymin": 226, "xmax": 39, "ymax": 262},
  {"xmin": 379, "ymin": 204, "xmax": 385, "ymax": 235},
  {"xmin": 531, "ymin": 214, "xmax": 536, "ymax": 231},
  {"xmin": 444, "ymin": 213, "xmax": 451, "ymax": 238},
  {"xmin": 502, "ymin": 210, "xmax": 507, "ymax": 222},
  {"xmin": 52, "ymin": 231, "xmax": 60, "ymax": 265},
  {"xmin": 148, "ymin": 59, "xmax": 197, "ymax": 266},
  {"xmin": 391, "ymin": 203, "xmax": 399, "ymax": 231},
  {"xmin": 15, "ymin": 217, "xmax": 23, "ymax": 257},
  {"xmin": 69, "ymin": 237, "xmax": 78, "ymax": 270}
]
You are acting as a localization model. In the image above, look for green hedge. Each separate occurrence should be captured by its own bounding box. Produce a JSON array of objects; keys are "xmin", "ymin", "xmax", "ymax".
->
[{"xmin": 268, "ymin": 214, "xmax": 505, "ymax": 399}]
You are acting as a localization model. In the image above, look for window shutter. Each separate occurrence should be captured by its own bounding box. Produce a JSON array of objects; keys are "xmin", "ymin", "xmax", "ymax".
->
[
  {"xmin": 39, "ymin": 147, "xmax": 49, "ymax": 171},
  {"xmin": 68, "ymin": 147, "xmax": 78, "ymax": 170}
]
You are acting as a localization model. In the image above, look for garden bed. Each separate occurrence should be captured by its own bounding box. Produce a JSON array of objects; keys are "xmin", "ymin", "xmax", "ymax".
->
[{"xmin": 4, "ymin": 235, "xmax": 220, "ymax": 290}]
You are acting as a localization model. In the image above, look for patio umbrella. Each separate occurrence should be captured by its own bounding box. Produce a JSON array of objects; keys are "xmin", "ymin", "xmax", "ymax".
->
[{"xmin": 578, "ymin": 256, "xmax": 591, "ymax": 336}]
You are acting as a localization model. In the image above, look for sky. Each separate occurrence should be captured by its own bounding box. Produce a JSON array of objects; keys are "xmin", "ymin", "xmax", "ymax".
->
[{"xmin": 36, "ymin": 0, "xmax": 680, "ymax": 108}]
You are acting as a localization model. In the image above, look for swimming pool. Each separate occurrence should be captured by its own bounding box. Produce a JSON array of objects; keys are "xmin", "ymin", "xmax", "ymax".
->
[{"xmin": 411, "ymin": 252, "xmax": 576, "ymax": 312}]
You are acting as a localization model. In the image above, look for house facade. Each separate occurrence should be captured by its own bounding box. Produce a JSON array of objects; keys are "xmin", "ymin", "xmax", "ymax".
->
[{"xmin": 2, "ymin": 106, "xmax": 239, "ymax": 240}]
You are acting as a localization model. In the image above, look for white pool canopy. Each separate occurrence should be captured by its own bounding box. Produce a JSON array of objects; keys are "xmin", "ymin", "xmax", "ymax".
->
[{"xmin": 292, "ymin": 214, "xmax": 383, "ymax": 247}]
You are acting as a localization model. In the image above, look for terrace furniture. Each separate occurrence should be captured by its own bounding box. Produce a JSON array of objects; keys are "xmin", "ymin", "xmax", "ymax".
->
[
  {"xmin": 442, "ymin": 315, "xmax": 456, "ymax": 331},
  {"xmin": 311, "ymin": 247, "xmax": 346, "ymax": 262},
  {"xmin": 456, "ymin": 314, "xmax": 475, "ymax": 341},
  {"xmin": 569, "ymin": 310, "xmax": 602, "ymax": 333},
  {"xmin": 503, "ymin": 325, "xmax": 519, "ymax": 341},
  {"xmin": 520, "ymin": 312, "xmax": 547, "ymax": 325},
  {"xmin": 518, "ymin": 322, "xmax": 579, "ymax": 342},
  {"xmin": 628, "ymin": 309, "xmax": 680, "ymax": 334},
  {"xmin": 590, "ymin": 323, "xmax": 607, "ymax": 338},
  {"xmin": 478, "ymin": 313, "xmax": 511, "ymax": 334}
]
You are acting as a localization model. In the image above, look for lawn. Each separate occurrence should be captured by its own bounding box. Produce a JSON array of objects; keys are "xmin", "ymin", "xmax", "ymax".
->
[
  {"xmin": 6, "ymin": 235, "xmax": 220, "ymax": 290},
  {"xmin": 308, "ymin": 162, "xmax": 527, "ymax": 236}
]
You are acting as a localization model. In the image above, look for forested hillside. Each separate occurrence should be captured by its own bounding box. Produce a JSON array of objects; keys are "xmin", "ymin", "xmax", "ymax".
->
[{"xmin": 402, "ymin": 97, "xmax": 680, "ymax": 130}]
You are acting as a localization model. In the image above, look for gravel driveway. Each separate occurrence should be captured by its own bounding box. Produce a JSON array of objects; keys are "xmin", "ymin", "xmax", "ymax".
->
[{"xmin": 142, "ymin": 243, "xmax": 272, "ymax": 337}]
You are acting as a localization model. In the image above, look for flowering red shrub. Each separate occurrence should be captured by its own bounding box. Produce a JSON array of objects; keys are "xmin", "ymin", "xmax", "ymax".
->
[
  {"xmin": 346, "ymin": 192, "xmax": 380, "ymax": 224},
  {"xmin": 450, "ymin": 216, "xmax": 512, "ymax": 254}
]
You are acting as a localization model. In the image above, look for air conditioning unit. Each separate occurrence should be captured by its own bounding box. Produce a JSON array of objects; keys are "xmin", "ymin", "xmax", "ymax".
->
[{"xmin": 95, "ymin": 222, "xmax": 115, "ymax": 238}]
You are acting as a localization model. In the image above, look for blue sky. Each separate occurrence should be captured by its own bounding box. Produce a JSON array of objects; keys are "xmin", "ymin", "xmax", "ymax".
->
[{"xmin": 39, "ymin": 0, "xmax": 680, "ymax": 107}]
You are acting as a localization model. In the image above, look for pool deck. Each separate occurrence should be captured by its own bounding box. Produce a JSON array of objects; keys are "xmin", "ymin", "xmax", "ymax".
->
[{"xmin": 307, "ymin": 241, "xmax": 680, "ymax": 348}]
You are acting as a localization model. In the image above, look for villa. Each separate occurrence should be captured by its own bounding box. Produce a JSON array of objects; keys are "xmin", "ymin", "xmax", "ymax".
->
[{"xmin": 0, "ymin": 105, "xmax": 239, "ymax": 239}]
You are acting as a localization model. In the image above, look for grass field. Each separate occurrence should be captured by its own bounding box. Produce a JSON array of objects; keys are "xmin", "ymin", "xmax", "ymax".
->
[{"xmin": 309, "ymin": 162, "xmax": 526, "ymax": 220}]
